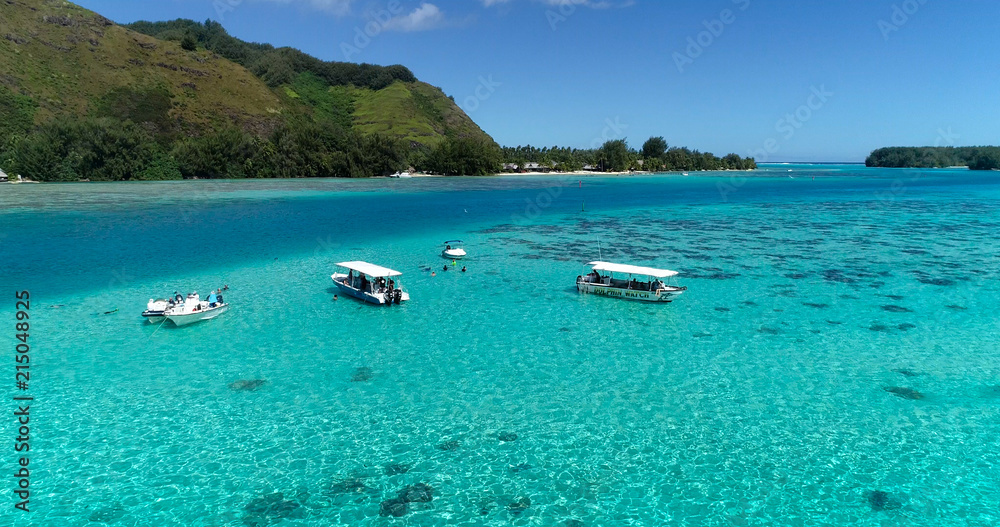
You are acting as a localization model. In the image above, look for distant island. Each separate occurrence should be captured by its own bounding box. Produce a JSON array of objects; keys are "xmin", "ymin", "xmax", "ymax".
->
[
  {"xmin": 0, "ymin": 0, "xmax": 753, "ymax": 181},
  {"xmin": 866, "ymin": 147, "xmax": 1000, "ymax": 170}
]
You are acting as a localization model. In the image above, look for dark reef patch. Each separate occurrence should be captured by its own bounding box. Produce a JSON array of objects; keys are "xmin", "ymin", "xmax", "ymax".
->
[
  {"xmin": 897, "ymin": 323, "xmax": 916, "ymax": 331},
  {"xmin": 864, "ymin": 489, "xmax": 903, "ymax": 511},
  {"xmin": 802, "ymin": 302, "xmax": 828, "ymax": 309},
  {"xmin": 379, "ymin": 497, "xmax": 408, "ymax": 518},
  {"xmin": 881, "ymin": 305, "xmax": 912, "ymax": 313},
  {"xmin": 242, "ymin": 492, "xmax": 301, "ymax": 526},
  {"xmin": 714, "ymin": 307, "xmax": 731, "ymax": 312},
  {"xmin": 822, "ymin": 269, "xmax": 857, "ymax": 283},
  {"xmin": 893, "ymin": 369, "xmax": 918, "ymax": 377},
  {"xmin": 507, "ymin": 496, "xmax": 532, "ymax": 516},
  {"xmin": 384, "ymin": 463, "xmax": 410, "ymax": 476},
  {"xmin": 883, "ymin": 386, "xmax": 924, "ymax": 400},
  {"xmin": 350, "ymin": 367, "xmax": 373, "ymax": 382},
  {"xmin": 229, "ymin": 379, "xmax": 267, "ymax": 391},
  {"xmin": 437, "ymin": 440, "xmax": 461, "ymax": 451},
  {"xmin": 329, "ymin": 477, "xmax": 371, "ymax": 495},
  {"xmin": 979, "ymin": 385, "xmax": 1000, "ymax": 397},
  {"xmin": 498, "ymin": 432, "xmax": 518, "ymax": 442},
  {"xmin": 945, "ymin": 305, "xmax": 967, "ymax": 311},
  {"xmin": 917, "ymin": 277, "xmax": 955, "ymax": 286},
  {"xmin": 397, "ymin": 483, "xmax": 434, "ymax": 503},
  {"xmin": 379, "ymin": 483, "xmax": 435, "ymax": 518}
]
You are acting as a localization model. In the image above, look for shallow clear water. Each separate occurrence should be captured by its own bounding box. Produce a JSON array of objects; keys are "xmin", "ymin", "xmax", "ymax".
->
[{"xmin": 2, "ymin": 166, "xmax": 999, "ymax": 526}]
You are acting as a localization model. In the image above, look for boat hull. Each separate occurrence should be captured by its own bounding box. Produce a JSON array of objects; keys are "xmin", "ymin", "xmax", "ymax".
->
[
  {"xmin": 166, "ymin": 304, "xmax": 229, "ymax": 326},
  {"xmin": 332, "ymin": 274, "xmax": 409, "ymax": 305},
  {"xmin": 442, "ymin": 248, "xmax": 466, "ymax": 259},
  {"xmin": 576, "ymin": 281, "xmax": 684, "ymax": 302},
  {"xmin": 142, "ymin": 312, "xmax": 167, "ymax": 323}
]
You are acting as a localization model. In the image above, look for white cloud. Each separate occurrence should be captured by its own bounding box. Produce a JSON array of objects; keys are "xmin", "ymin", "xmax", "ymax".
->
[
  {"xmin": 383, "ymin": 3, "xmax": 446, "ymax": 32},
  {"xmin": 481, "ymin": 0, "xmax": 512, "ymax": 5},
  {"xmin": 254, "ymin": 0, "xmax": 354, "ymax": 16}
]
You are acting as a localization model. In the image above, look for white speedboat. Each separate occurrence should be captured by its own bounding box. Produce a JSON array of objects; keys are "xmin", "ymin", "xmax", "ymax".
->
[
  {"xmin": 332, "ymin": 261, "xmax": 409, "ymax": 305},
  {"xmin": 389, "ymin": 171, "xmax": 412, "ymax": 178},
  {"xmin": 442, "ymin": 240, "xmax": 466, "ymax": 259},
  {"xmin": 164, "ymin": 292, "xmax": 229, "ymax": 326},
  {"xmin": 142, "ymin": 294, "xmax": 180, "ymax": 323},
  {"xmin": 576, "ymin": 261, "xmax": 686, "ymax": 303}
]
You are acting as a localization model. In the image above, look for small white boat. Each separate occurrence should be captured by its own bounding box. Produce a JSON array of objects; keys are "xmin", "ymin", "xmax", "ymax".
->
[
  {"xmin": 442, "ymin": 240, "xmax": 466, "ymax": 259},
  {"xmin": 332, "ymin": 261, "xmax": 409, "ymax": 305},
  {"xmin": 576, "ymin": 261, "xmax": 686, "ymax": 303},
  {"xmin": 141, "ymin": 294, "xmax": 183, "ymax": 323},
  {"xmin": 164, "ymin": 292, "xmax": 229, "ymax": 326},
  {"xmin": 389, "ymin": 171, "xmax": 412, "ymax": 178}
]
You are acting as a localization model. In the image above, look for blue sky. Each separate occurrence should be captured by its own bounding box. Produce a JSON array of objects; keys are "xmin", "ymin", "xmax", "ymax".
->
[{"xmin": 77, "ymin": 0, "xmax": 999, "ymax": 161}]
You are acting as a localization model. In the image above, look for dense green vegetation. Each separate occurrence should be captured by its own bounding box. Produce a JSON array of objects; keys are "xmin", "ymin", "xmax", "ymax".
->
[
  {"xmin": 126, "ymin": 19, "xmax": 416, "ymax": 90},
  {"xmin": 866, "ymin": 147, "xmax": 1000, "ymax": 170},
  {"xmin": 501, "ymin": 137, "xmax": 757, "ymax": 172},
  {"xmin": 2, "ymin": 113, "xmax": 464, "ymax": 180},
  {"xmin": 0, "ymin": 0, "xmax": 495, "ymax": 180},
  {"xmin": 0, "ymin": 2, "xmax": 753, "ymax": 180}
]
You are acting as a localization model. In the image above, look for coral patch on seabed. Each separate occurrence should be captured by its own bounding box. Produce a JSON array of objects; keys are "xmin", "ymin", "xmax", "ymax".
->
[
  {"xmin": 384, "ymin": 463, "xmax": 410, "ymax": 475},
  {"xmin": 350, "ymin": 366, "xmax": 373, "ymax": 382},
  {"xmin": 329, "ymin": 477, "xmax": 371, "ymax": 495},
  {"xmin": 437, "ymin": 440, "xmax": 461, "ymax": 451},
  {"xmin": 229, "ymin": 379, "xmax": 267, "ymax": 391},
  {"xmin": 508, "ymin": 496, "xmax": 532, "ymax": 515},
  {"xmin": 882, "ymin": 386, "xmax": 924, "ymax": 400},
  {"xmin": 379, "ymin": 483, "xmax": 435, "ymax": 518},
  {"xmin": 242, "ymin": 492, "xmax": 301, "ymax": 526},
  {"xmin": 864, "ymin": 489, "xmax": 903, "ymax": 511}
]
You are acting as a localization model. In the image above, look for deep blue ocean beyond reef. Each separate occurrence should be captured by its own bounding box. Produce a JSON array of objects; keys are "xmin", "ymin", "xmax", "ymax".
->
[{"xmin": 2, "ymin": 165, "xmax": 999, "ymax": 526}]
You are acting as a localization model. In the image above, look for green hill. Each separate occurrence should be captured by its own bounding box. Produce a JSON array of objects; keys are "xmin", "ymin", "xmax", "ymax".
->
[{"xmin": 0, "ymin": 0, "xmax": 498, "ymax": 180}]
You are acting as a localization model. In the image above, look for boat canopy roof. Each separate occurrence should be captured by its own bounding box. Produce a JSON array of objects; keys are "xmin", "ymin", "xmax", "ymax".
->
[
  {"xmin": 587, "ymin": 261, "xmax": 678, "ymax": 278},
  {"xmin": 444, "ymin": 239, "xmax": 463, "ymax": 244},
  {"xmin": 336, "ymin": 261, "xmax": 402, "ymax": 277}
]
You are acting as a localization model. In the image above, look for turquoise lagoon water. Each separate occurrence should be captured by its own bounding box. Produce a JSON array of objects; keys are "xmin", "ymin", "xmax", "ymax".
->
[{"xmin": 2, "ymin": 166, "xmax": 999, "ymax": 526}]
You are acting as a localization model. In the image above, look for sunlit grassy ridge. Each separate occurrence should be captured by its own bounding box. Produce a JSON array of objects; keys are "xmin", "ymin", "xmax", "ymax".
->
[{"xmin": 0, "ymin": 0, "xmax": 492, "ymax": 147}]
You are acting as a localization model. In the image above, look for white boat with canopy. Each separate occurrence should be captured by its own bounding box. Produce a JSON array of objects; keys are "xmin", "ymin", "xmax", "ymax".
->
[
  {"xmin": 442, "ymin": 240, "xmax": 466, "ymax": 259},
  {"xmin": 332, "ymin": 261, "xmax": 409, "ymax": 305},
  {"xmin": 164, "ymin": 291, "xmax": 229, "ymax": 326},
  {"xmin": 576, "ymin": 261, "xmax": 686, "ymax": 302}
]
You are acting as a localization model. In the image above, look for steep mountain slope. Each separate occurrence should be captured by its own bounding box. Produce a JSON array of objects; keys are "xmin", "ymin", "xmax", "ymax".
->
[
  {"xmin": 0, "ymin": 0, "xmax": 283, "ymax": 134},
  {"xmin": 0, "ymin": 0, "xmax": 492, "ymax": 147}
]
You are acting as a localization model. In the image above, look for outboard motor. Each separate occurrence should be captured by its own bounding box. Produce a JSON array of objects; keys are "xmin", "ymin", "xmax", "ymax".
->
[
  {"xmin": 392, "ymin": 289, "xmax": 402, "ymax": 304},
  {"xmin": 383, "ymin": 284, "xmax": 394, "ymax": 306}
]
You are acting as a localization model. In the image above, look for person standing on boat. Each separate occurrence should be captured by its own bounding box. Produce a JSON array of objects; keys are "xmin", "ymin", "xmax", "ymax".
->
[{"xmin": 207, "ymin": 290, "xmax": 218, "ymax": 307}]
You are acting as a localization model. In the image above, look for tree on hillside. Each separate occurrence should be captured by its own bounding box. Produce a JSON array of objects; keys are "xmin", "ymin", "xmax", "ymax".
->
[{"xmin": 180, "ymin": 32, "xmax": 197, "ymax": 51}]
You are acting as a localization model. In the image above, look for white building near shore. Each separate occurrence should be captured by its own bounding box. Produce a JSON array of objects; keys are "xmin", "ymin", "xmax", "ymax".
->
[{"xmin": 0, "ymin": 168, "xmax": 8, "ymax": 182}]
